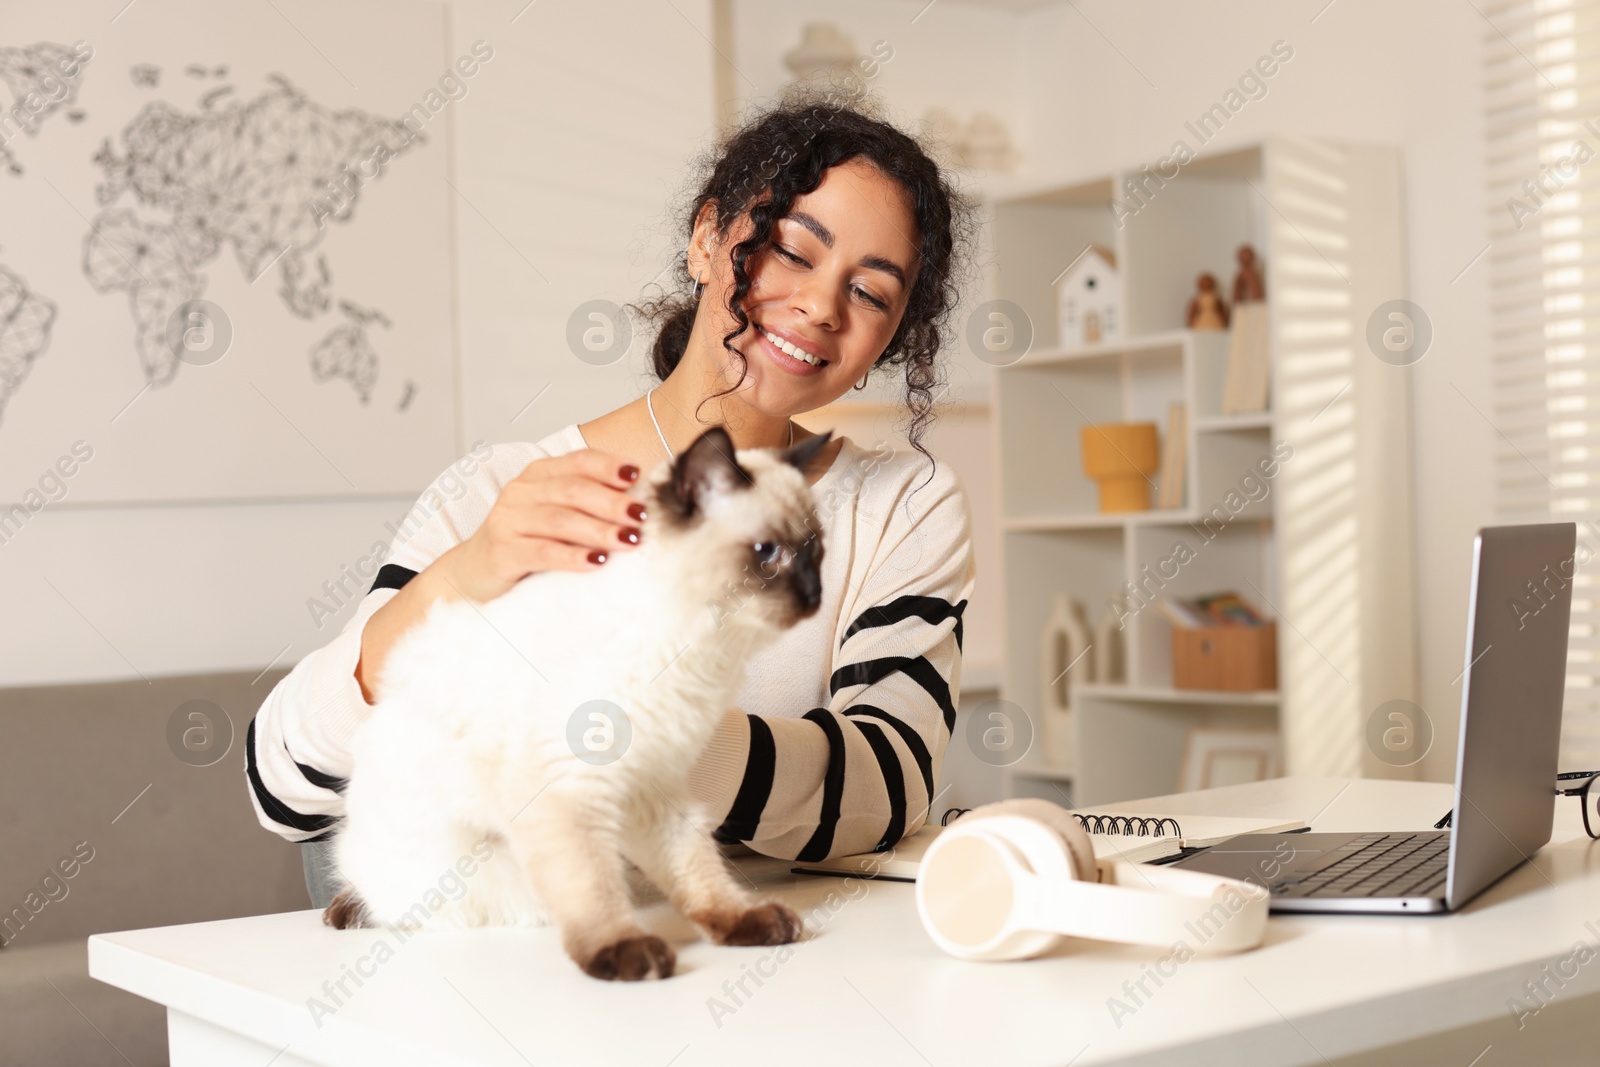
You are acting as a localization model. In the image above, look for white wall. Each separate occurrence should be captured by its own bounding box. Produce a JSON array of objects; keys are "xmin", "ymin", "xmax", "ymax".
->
[
  {"xmin": 0, "ymin": 0, "xmax": 718, "ymax": 687},
  {"xmin": 4, "ymin": 0, "xmax": 1016, "ymax": 693},
  {"xmin": 1011, "ymin": 0, "xmax": 1489, "ymax": 781},
  {"xmin": 7, "ymin": 0, "xmax": 1485, "ymax": 790}
]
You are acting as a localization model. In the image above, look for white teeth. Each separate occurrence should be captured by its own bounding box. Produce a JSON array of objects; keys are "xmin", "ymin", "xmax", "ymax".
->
[{"xmin": 762, "ymin": 327, "xmax": 822, "ymax": 366}]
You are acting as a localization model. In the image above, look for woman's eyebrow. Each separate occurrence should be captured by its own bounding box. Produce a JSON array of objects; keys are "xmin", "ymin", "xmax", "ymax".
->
[{"xmin": 785, "ymin": 211, "xmax": 909, "ymax": 286}]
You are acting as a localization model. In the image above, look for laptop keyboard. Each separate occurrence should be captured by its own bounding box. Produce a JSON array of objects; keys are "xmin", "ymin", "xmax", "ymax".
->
[{"xmin": 1273, "ymin": 833, "xmax": 1449, "ymax": 899}]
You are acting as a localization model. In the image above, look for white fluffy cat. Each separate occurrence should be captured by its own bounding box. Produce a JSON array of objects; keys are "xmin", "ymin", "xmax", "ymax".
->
[{"xmin": 324, "ymin": 426, "xmax": 830, "ymax": 980}]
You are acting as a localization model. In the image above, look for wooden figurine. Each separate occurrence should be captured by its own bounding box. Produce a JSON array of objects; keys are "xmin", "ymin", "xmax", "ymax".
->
[
  {"xmin": 1232, "ymin": 243, "xmax": 1265, "ymax": 303},
  {"xmin": 1186, "ymin": 273, "xmax": 1229, "ymax": 330}
]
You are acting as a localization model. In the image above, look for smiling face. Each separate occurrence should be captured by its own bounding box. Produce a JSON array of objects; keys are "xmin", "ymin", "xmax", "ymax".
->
[{"xmin": 685, "ymin": 157, "xmax": 922, "ymax": 416}]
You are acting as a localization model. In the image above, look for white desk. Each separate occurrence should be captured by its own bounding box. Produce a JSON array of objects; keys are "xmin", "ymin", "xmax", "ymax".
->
[{"xmin": 89, "ymin": 777, "xmax": 1600, "ymax": 1066}]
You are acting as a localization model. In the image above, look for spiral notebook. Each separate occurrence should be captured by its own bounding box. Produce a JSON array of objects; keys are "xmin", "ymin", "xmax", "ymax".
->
[{"xmin": 791, "ymin": 809, "xmax": 1308, "ymax": 881}]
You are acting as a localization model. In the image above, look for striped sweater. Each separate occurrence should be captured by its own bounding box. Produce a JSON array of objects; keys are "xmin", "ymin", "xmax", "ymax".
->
[{"xmin": 246, "ymin": 423, "xmax": 977, "ymax": 861}]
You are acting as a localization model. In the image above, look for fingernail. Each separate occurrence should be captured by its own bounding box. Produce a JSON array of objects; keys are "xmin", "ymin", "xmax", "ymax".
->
[
  {"xmin": 588, "ymin": 550, "xmax": 608, "ymax": 565},
  {"xmin": 619, "ymin": 464, "xmax": 639, "ymax": 482},
  {"xmin": 628, "ymin": 502, "xmax": 647, "ymax": 522},
  {"xmin": 618, "ymin": 527, "xmax": 640, "ymax": 546}
]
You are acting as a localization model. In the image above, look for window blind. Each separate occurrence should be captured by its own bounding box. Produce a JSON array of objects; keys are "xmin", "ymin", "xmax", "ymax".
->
[{"xmin": 1488, "ymin": 0, "xmax": 1600, "ymax": 765}]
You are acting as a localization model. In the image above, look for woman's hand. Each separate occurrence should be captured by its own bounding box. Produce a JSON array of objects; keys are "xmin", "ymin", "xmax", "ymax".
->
[
  {"xmin": 436, "ymin": 450, "xmax": 648, "ymax": 603},
  {"xmin": 354, "ymin": 449, "xmax": 647, "ymax": 704}
]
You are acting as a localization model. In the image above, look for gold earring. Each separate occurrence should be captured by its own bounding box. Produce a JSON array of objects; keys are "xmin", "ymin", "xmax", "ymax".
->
[{"xmin": 854, "ymin": 371, "xmax": 870, "ymax": 391}]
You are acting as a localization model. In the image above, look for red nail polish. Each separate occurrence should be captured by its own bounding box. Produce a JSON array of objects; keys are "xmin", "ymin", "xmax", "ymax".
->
[
  {"xmin": 627, "ymin": 502, "xmax": 647, "ymax": 522},
  {"xmin": 618, "ymin": 527, "xmax": 640, "ymax": 545},
  {"xmin": 588, "ymin": 550, "xmax": 608, "ymax": 565},
  {"xmin": 619, "ymin": 464, "xmax": 639, "ymax": 482}
]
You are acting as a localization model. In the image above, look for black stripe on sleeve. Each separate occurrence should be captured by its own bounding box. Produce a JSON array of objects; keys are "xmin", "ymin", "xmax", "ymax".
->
[
  {"xmin": 796, "ymin": 709, "xmax": 847, "ymax": 862},
  {"xmin": 246, "ymin": 719, "xmax": 338, "ymax": 835},
  {"xmin": 830, "ymin": 655, "xmax": 957, "ymax": 733},
  {"xmin": 843, "ymin": 705, "xmax": 934, "ymax": 812},
  {"xmin": 713, "ymin": 714, "xmax": 777, "ymax": 845},
  {"xmin": 369, "ymin": 563, "xmax": 418, "ymax": 594},
  {"xmin": 293, "ymin": 755, "xmax": 349, "ymax": 796},
  {"xmin": 842, "ymin": 595, "xmax": 968, "ymax": 653},
  {"xmin": 849, "ymin": 718, "xmax": 906, "ymax": 852}
]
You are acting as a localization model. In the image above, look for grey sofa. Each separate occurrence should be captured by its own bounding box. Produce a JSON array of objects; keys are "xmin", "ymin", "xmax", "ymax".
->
[{"xmin": 0, "ymin": 669, "xmax": 310, "ymax": 1067}]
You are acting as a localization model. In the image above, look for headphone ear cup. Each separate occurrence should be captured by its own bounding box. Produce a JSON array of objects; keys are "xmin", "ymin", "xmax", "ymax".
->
[{"xmin": 953, "ymin": 799, "xmax": 1098, "ymax": 883}]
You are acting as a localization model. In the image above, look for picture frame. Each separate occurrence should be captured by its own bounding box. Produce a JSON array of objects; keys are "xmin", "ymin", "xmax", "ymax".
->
[{"xmin": 1178, "ymin": 728, "xmax": 1283, "ymax": 792}]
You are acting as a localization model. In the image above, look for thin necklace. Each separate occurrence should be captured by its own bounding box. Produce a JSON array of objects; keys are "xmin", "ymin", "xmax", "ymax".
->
[{"xmin": 646, "ymin": 387, "xmax": 792, "ymax": 460}]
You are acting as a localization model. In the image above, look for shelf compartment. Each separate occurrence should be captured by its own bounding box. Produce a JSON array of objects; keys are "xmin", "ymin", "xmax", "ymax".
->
[
  {"xmin": 1191, "ymin": 426, "xmax": 1282, "ymax": 529},
  {"xmin": 994, "ymin": 348, "xmax": 1184, "ymax": 521},
  {"xmin": 1189, "ymin": 328, "xmax": 1250, "ymax": 421},
  {"xmin": 1123, "ymin": 521, "xmax": 1277, "ymax": 689},
  {"xmin": 1120, "ymin": 171, "xmax": 1269, "ymax": 337},
  {"xmin": 992, "ymin": 190, "xmax": 1119, "ymax": 352},
  {"xmin": 1000, "ymin": 527, "xmax": 1125, "ymax": 731},
  {"xmin": 1073, "ymin": 692, "xmax": 1276, "ymax": 806}
]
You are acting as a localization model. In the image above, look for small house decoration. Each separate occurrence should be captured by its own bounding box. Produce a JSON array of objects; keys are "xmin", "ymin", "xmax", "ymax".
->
[{"xmin": 1055, "ymin": 244, "xmax": 1121, "ymax": 349}]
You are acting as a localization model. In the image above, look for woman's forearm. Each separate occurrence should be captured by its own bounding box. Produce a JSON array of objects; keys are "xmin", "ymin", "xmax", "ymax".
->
[{"xmin": 354, "ymin": 550, "xmax": 464, "ymax": 704}]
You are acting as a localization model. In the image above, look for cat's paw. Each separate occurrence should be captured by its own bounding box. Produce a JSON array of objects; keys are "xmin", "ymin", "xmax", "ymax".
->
[
  {"xmin": 581, "ymin": 934, "xmax": 676, "ymax": 981},
  {"xmin": 322, "ymin": 888, "xmax": 370, "ymax": 930},
  {"xmin": 710, "ymin": 901, "xmax": 805, "ymax": 947}
]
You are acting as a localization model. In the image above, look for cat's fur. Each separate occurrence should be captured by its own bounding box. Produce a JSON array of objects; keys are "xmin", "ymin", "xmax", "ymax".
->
[{"xmin": 324, "ymin": 426, "xmax": 830, "ymax": 981}]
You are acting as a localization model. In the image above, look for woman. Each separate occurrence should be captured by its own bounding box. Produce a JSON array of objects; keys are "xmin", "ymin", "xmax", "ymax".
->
[{"xmin": 247, "ymin": 93, "xmax": 980, "ymax": 909}]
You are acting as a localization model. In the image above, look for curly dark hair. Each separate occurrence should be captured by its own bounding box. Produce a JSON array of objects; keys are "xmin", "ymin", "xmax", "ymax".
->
[{"xmin": 631, "ymin": 84, "xmax": 979, "ymax": 472}]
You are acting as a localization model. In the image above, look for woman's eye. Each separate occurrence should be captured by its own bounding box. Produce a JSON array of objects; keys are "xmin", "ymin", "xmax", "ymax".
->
[
  {"xmin": 754, "ymin": 541, "xmax": 782, "ymax": 564},
  {"xmin": 853, "ymin": 285, "xmax": 888, "ymax": 310},
  {"xmin": 776, "ymin": 246, "xmax": 806, "ymax": 266}
]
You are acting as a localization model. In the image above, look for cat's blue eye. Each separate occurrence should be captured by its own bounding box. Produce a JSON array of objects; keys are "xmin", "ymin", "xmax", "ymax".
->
[{"xmin": 754, "ymin": 541, "xmax": 782, "ymax": 565}]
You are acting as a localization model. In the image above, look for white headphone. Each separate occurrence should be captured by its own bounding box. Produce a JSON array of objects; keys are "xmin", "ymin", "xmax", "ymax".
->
[{"xmin": 915, "ymin": 799, "xmax": 1271, "ymax": 962}]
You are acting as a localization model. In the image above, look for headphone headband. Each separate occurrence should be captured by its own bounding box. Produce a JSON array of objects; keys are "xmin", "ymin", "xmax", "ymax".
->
[{"xmin": 915, "ymin": 803, "xmax": 1270, "ymax": 961}]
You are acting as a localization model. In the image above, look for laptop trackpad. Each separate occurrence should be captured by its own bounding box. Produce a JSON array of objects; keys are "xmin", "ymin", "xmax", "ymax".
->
[{"xmin": 1175, "ymin": 833, "xmax": 1366, "ymax": 884}]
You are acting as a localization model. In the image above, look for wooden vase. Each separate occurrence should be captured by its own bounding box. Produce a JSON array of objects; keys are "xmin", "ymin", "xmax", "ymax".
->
[{"xmin": 1080, "ymin": 422, "xmax": 1160, "ymax": 512}]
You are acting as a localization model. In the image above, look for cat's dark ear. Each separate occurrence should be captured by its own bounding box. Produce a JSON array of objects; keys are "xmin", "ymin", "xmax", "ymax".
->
[
  {"xmin": 668, "ymin": 426, "xmax": 750, "ymax": 518},
  {"xmin": 781, "ymin": 429, "xmax": 833, "ymax": 474}
]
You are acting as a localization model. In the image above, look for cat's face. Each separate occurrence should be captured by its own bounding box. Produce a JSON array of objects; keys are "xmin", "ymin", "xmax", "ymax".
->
[{"xmin": 649, "ymin": 426, "xmax": 830, "ymax": 632}]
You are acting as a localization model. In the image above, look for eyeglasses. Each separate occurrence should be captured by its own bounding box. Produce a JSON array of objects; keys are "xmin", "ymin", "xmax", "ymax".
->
[
  {"xmin": 1432, "ymin": 771, "xmax": 1600, "ymax": 838},
  {"xmin": 1557, "ymin": 771, "xmax": 1600, "ymax": 840}
]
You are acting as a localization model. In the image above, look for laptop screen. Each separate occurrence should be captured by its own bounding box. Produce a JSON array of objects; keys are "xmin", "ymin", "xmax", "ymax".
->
[{"xmin": 1446, "ymin": 523, "xmax": 1575, "ymax": 909}]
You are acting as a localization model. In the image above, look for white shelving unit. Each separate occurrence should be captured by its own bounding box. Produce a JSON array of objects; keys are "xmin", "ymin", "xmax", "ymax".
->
[{"xmin": 981, "ymin": 139, "xmax": 1421, "ymax": 806}]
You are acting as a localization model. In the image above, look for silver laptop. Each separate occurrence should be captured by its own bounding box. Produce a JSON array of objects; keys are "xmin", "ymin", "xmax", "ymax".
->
[{"xmin": 1171, "ymin": 522, "xmax": 1575, "ymax": 913}]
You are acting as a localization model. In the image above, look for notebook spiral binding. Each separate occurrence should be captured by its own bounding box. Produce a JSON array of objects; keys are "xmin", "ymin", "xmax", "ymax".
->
[
  {"xmin": 939, "ymin": 808, "xmax": 1184, "ymax": 838},
  {"xmin": 1074, "ymin": 813, "xmax": 1184, "ymax": 837}
]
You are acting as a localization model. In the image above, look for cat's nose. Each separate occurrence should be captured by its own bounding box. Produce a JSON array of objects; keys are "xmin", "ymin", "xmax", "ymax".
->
[{"xmin": 794, "ymin": 564, "xmax": 822, "ymax": 615}]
